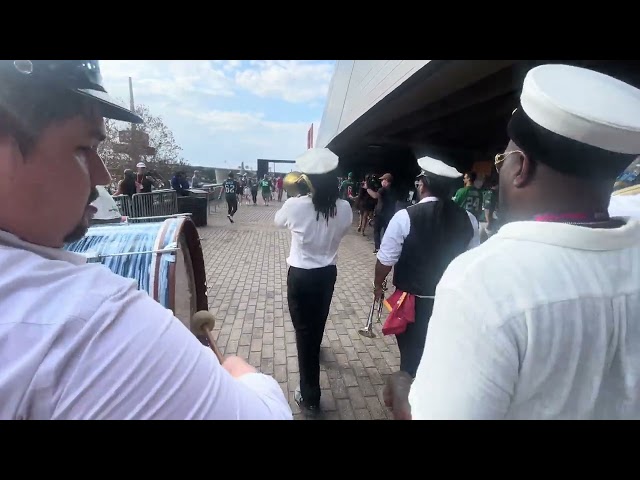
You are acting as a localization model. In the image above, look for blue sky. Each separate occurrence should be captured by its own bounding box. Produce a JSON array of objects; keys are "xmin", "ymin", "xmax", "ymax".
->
[{"xmin": 100, "ymin": 60, "xmax": 335, "ymax": 170}]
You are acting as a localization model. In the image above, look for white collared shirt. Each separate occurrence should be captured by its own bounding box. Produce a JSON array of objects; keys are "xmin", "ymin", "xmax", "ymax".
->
[
  {"xmin": 0, "ymin": 230, "xmax": 292, "ymax": 420},
  {"xmin": 274, "ymin": 196, "xmax": 353, "ymax": 269},
  {"xmin": 376, "ymin": 197, "xmax": 480, "ymax": 267},
  {"xmin": 409, "ymin": 219, "xmax": 640, "ymax": 420}
]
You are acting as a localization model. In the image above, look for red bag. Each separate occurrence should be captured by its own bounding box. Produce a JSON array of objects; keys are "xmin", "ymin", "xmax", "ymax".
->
[{"xmin": 381, "ymin": 289, "xmax": 416, "ymax": 336}]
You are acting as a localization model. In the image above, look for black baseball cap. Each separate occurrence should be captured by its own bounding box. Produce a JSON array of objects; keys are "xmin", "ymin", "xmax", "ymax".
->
[{"xmin": 0, "ymin": 60, "xmax": 143, "ymax": 124}]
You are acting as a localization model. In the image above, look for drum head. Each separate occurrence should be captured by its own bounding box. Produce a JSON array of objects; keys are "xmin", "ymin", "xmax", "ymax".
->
[{"xmin": 65, "ymin": 215, "xmax": 210, "ymax": 345}]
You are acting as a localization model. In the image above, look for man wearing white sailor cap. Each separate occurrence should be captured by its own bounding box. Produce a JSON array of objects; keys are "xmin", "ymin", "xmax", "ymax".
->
[
  {"xmin": 275, "ymin": 147, "xmax": 353, "ymax": 414},
  {"xmin": 395, "ymin": 64, "xmax": 640, "ymax": 420},
  {"xmin": 374, "ymin": 155, "xmax": 477, "ymax": 381}
]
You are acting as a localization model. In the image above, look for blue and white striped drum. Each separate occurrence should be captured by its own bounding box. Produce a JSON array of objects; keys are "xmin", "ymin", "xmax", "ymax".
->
[{"xmin": 64, "ymin": 216, "xmax": 209, "ymax": 333}]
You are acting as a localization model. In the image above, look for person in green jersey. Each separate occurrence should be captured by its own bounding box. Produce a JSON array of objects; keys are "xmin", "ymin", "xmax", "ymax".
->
[
  {"xmin": 259, "ymin": 175, "xmax": 272, "ymax": 206},
  {"xmin": 339, "ymin": 172, "xmax": 357, "ymax": 205},
  {"xmin": 453, "ymin": 171, "xmax": 482, "ymax": 219}
]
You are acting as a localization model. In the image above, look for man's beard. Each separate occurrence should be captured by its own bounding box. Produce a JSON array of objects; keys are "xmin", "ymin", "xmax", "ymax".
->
[{"xmin": 63, "ymin": 187, "xmax": 99, "ymax": 244}]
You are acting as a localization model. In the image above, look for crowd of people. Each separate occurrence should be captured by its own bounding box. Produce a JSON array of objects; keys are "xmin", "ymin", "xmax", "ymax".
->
[
  {"xmin": 334, "ymin": 166, "xmax": 496, "ymax": 255},
  {"xmin": 106, "ymin": 163, "xmax": 209, "ymax": 198}
]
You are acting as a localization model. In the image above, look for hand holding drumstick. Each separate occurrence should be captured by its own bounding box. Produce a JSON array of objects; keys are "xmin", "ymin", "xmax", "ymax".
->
[{"xmin": 191, "ymin": 311, "xmax": 256, "ymax": 378}]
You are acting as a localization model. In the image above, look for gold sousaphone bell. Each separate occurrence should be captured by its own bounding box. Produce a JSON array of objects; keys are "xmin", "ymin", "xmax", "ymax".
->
[{"xmin": 283, "ymin": 171, "xmax": 314, "ymax": 197}]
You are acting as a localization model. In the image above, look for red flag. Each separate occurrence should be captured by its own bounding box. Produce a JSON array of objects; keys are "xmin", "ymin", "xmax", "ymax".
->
[
  {"xmin": 307, "ymin": 123, "xmax": 314, "ymax": 149},
  {"xmin": 381, "ymin": 289, "xmax": 416, "ymax": 336}
]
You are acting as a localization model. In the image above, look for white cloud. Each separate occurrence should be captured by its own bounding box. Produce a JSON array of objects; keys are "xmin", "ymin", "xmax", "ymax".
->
[
  {"xmin": 234, "ymin": 60, "xmax": 333, "ymax": 103},
  {"xmin": 101, "ymin": 60, "xmax": 234, "ymax": 102},
  {"xmin": 175, "ymin": 108, "xmax": 320, "ymax": 165},
  {"xmin": 98, "ymin": 60, "xmax": 331, "ymax": 168}
]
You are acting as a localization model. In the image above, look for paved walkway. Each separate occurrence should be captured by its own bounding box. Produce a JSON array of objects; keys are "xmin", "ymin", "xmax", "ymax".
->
[{"xmin": 198, "ymin": 200, "xmax": 400, "ymax": 420}]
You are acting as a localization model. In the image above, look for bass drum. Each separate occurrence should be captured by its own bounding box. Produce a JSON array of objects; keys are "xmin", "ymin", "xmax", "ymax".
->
[{"xmin": 65, "ymin": 216, "xmax": 209, "ymax": 343}]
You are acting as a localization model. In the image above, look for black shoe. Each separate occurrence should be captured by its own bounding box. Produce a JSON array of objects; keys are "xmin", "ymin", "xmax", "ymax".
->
[
  {"xmin": 227, "ymin": 214, "xmax": 234, "ymax": 223},
  {"xmin": 294, "ymin": 386, "xmax": 319, "ymax": 413}
]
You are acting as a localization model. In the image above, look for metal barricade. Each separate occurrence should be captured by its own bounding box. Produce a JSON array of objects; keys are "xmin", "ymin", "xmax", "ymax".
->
[
  {"xmin": 131, "ymin": 190, "xmax": 179, "ymax": 218},
  {"xmin": 112, "ymin": 194, "xmax": 133, "ymax": 217},
  {"xmin": 208, "ymin": 185, "xmax": 224, "ymax": 214},
  {"xmin": 110, "ymin": 189, "xmax": 225, "ymax": 224}
]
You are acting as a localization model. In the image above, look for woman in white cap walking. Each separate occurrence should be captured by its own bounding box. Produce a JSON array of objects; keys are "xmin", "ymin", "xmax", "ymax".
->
[{"xmin": 275, "ymin": 148, "xmax": 353, "ymax": 414}]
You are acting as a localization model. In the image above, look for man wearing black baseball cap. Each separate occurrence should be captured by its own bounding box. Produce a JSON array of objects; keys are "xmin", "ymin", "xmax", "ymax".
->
[{"xmin": 0, "ymin": 60, "xmax": 292, "ymax": 420}]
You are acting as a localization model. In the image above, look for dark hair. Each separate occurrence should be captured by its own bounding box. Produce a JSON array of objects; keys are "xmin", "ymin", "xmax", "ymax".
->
[
  {"xmin": 466, "ymin": 171, "xmax": 477, "ymax": 183},
  {"xmin": 308, "ymin": 173, "xmax": 339, "ymax": 223},
  {"xmin": 228, "ymin": 172, "xmax": 235, "ymax": 179},
  {"xmin": 421, "ymin": 174, "xmax": 450, "ymax": 199},
  {"xmin": 0, "ymin": 71, "xmax": 95, "ymax": 156}
]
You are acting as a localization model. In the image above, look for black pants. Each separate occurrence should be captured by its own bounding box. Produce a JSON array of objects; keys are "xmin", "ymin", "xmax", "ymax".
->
[
  {"xmin": 395, "ymin": 297, "xmax": 434, "ymax": 378},
  {"xmin": 287, "ymin": 265, "xmax": 337, "ymax": 406},
  {"xmin": 373, "ymin": 215, "xmax": 390, "ymax": 250},
  {"xmin": 226, "ymin": 195, "xmax": 238, "ymax": 216},
  {"xmin": 251, "ymin": 190, "xmax": 258, "ymax": 204}
]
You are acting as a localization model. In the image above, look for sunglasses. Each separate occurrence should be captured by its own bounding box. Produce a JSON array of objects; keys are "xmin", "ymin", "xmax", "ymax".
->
[{"xmin": 494, "ymin": 150, "xmax": 524, "ymax": 173}]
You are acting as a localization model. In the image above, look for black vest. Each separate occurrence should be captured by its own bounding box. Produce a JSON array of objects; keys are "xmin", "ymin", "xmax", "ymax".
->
[{"xmin": 393, "ymin": 199, "xmax": 473, "ymax": 297}]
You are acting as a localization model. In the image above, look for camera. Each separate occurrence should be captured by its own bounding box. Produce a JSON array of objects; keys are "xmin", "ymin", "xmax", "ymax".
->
[{"xmin": 365, "ymin": 174, "xmax": 381, "ymax": 190}]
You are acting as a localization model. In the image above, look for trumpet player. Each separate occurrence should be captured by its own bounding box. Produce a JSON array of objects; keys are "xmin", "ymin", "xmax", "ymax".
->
[
  {"xmin": 373, "ymin": 156, "xmax": 475, "ymax": 378},
  {"xmin": 275, "ymin": 148, "xmax": 352, "ymax": 413}
]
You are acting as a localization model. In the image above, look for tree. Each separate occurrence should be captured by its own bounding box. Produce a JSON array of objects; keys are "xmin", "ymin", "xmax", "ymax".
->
[{"xmin": 98, "ymin": 104, "xmax": 189, "ymax": 182}]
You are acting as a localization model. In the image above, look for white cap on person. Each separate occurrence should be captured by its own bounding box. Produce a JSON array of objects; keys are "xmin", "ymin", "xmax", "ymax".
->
[
  {"xmin": 416, "ymin": 155, "xmax": 463, "ymax": 179},
  {"xmin": 136, "ymin": 162, "xmax": 146, "ymax": 168},
  {"xmin": 295, "ymin": 147, "xmax": 339, "ymax": 174},
  {"xmin": 508, "ymin": 64, "xmax": 640, "ymax": 179}
]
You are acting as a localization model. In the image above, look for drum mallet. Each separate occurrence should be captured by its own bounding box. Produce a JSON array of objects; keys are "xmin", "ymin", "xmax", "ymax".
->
[{"xmin": 191, "ymin": 311, "xmax": 224, "ymax": 363}]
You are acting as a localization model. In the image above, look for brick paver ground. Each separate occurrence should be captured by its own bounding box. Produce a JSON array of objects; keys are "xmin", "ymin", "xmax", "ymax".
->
[{"xmin": 198, "ymin": 200, "xmax": 400, "ymax": 420}]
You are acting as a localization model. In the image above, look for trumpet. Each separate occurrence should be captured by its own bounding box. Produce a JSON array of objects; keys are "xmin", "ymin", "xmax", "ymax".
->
[
  {"xmin": 358, "ymin": 278, "xmax": 388, "ymax": 338},
  {"xmin": 283, "ymin": 171, "xmax": 314, "ymax": 197}
]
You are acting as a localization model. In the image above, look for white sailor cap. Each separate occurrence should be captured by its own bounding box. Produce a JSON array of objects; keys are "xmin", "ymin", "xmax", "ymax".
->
[
  {"xmin": 294, "ymin": 147, "xmax": 339, "ymax": 175},
  {"xmin": 508, "ymin": 64, "xmax": 640, "ymax": 179},
  {"xmin": 136, "ymin": 162, "xmax": 146, "ymax": 168},
  {"xmin": 416, "ymin": 155, "xmax": 462, "ymax": 179}
]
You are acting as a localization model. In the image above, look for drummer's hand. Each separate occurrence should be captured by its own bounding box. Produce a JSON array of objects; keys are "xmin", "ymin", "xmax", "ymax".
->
[
  {"xmin": 383, "ymin": 371, "xmax": 413, "ymax": 420},
  {"xmin": 222, "ymin": 356, "xmax": 257, "ymax": 378}
]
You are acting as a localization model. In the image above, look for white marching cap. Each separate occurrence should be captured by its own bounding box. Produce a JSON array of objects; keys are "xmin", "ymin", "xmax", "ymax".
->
[
  {"xmin": 416, "ymin": 155, "xmax": 462, "ymax": 179},
  {"xmin": 520, "ymin": 64, "xmax": 640, "ymax": 154},
  {"xmin": 295, "ymin": 147, "xmax": 339, "ymax": 174},
  {"xmin": 136, "ymin": 162, "xmax": 146, "ymax": 168}
]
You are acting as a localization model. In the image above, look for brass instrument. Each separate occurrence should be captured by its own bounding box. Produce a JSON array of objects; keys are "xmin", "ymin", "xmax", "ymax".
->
[
  {"xmin": 283, "ymin": 171, "xmax": 314, "ymax": 197},
  {"xmin": 359, "ymin": 278, "xmax": 388, "ymax": 338}
]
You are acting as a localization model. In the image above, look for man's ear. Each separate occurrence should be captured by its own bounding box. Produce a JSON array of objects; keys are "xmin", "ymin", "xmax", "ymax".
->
[{"xmin": 513, "ymin": 153, "xmax": 536, "ymax": 188}]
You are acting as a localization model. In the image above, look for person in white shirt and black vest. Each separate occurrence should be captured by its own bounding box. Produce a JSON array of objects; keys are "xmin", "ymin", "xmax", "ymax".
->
[
  {"xmin": 275, "ymin": 148, "xmax": 353, "ymax": 414},
  {"xmin": 374, "ymin": 157, "xmax": 475, "ymax": 379}
]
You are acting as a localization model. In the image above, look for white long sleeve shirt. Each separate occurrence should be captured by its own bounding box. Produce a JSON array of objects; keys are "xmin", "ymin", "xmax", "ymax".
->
[
  {"xmin": 376, "ymin": 197, "xmax": 480, "ymax": 267},
  {"xmin": 409, "ymin": 219, "xmax": 640, "ymax": 420},
  {"xmin": 0, "ymin": 230, "xmax": 292, "ymax": 420},
  {"xmin": 274, "ymin": 196, "xmax": 353, "ymax": 269}
]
